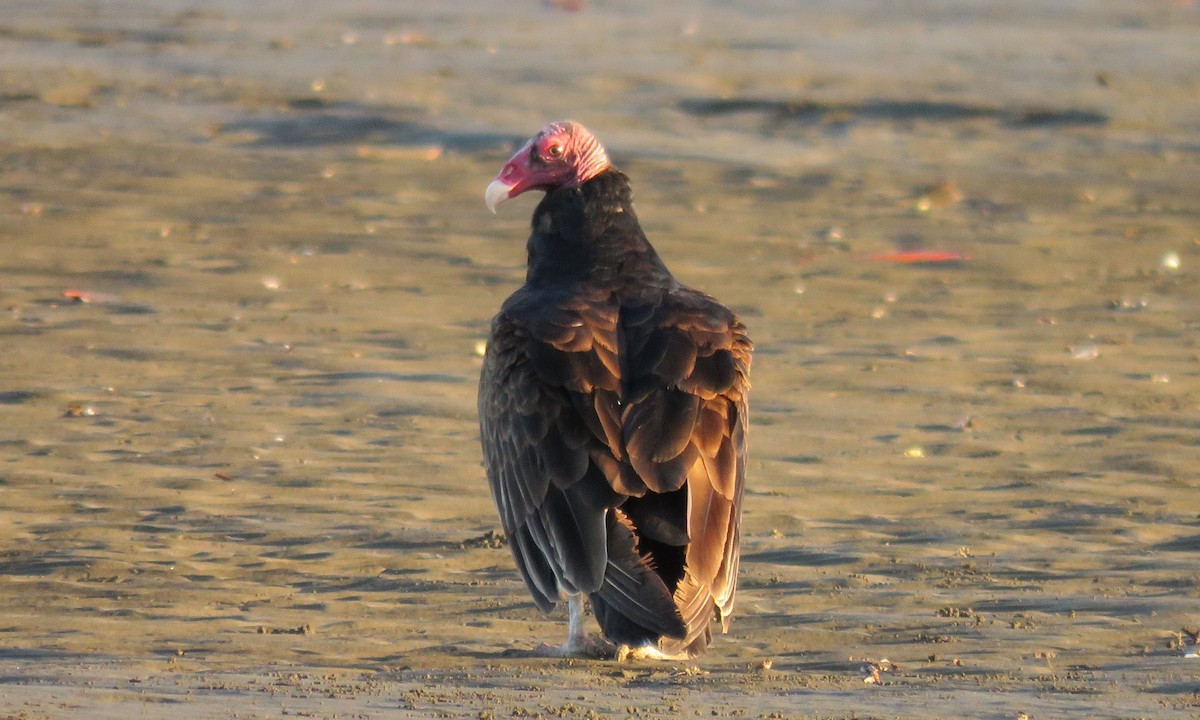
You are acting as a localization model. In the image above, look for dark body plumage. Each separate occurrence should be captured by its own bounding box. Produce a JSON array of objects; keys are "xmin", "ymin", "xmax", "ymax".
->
[{"xmin": 479, "ymin": 168, "xmax": 751, "ymax": 655}]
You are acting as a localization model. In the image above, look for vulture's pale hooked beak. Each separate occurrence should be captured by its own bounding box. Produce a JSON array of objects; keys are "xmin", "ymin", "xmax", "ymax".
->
[{"xmin": 485, "ymin": 179, "xmax": 514, "ymax": 213}]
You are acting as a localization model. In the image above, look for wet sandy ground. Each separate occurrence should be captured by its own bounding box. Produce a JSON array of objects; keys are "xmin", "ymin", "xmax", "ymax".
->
[{"xmin": 2, "ymin": 1, "xmax": 1199, "ymax": 718}]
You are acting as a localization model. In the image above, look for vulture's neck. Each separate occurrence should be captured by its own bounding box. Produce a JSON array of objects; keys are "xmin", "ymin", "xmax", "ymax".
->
[{"xmin": 525, "ymin": 169, "xmax": 675, "ymax": 296}]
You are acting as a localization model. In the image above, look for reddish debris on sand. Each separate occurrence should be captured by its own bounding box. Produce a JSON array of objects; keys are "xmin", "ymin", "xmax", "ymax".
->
[
  {"xmin": 62, "ymin": 289, "xmax": 118, "ymax": 303},
  {"xmin": 868, "ymin": 250, "xmax": 970, "ymax": 264}
]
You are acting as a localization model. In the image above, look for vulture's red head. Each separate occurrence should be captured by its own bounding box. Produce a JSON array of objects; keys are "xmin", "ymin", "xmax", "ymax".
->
[{"xmin": 485, "ymin": 121, "xmax": 611, "ymax": 213}]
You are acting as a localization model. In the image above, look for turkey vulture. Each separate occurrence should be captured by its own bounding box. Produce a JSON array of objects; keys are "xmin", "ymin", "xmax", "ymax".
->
[{"xmin": 479, "ymin": 121, "xmax": 751, "ymax": 659}]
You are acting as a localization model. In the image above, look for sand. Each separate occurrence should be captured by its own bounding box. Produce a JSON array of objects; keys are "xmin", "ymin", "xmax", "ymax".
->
[{"xmin": 1, "ymin": 1, "xmax": 1198, "ymax": 718}]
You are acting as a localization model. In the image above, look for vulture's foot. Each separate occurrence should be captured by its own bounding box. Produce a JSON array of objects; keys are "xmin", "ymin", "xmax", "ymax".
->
[{"xmin": 616, "ymin": 643, "xmax": 690, "ymax": 662}]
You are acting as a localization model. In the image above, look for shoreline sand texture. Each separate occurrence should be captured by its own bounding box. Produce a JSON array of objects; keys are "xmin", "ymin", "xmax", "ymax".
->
[{"xmin": 2, "ymin": 2, "xmax": 1198, "ymax": 717}]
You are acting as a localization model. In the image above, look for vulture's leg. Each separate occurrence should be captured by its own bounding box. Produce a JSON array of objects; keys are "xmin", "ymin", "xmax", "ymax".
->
[
  {"xmin": 565, "ymin": 592, "xmax": 587, "ymax": 651},
  {"xmin": 533, "ymin": 594, "xmax": 614, "ymax": 658}
]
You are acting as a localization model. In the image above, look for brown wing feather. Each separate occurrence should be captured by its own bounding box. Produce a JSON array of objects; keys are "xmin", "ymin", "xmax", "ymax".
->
[
  {"xmin": 621, "ymin": 288, "xmax": 752, "ymax": 655},
  {"xmin": 479, "ymin": 288, "xmax": 616, "ymax": 607},
  {"xmin": 480, "ymin": 286, "xmax": 686, "ymax": 638}
]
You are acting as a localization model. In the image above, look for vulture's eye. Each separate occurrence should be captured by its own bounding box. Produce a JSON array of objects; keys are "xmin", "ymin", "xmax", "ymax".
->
[{"xmin": 547, "ymin": 144, "xmax": 564, "ymax": 157}]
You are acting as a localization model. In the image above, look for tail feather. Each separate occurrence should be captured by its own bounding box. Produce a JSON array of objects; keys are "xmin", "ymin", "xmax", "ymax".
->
[
  {"xmin": 658, "ymin": 569, "xmax": 715, "ymax": 656},
  {"xmin": 590, "ymin": 510, "xmax": 686, "ymax": 645}
]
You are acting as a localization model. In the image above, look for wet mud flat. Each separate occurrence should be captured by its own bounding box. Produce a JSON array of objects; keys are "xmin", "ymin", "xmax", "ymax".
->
[{"xmin": 2, "ymin": 1, "xmax": 1199, "ymax": 718}]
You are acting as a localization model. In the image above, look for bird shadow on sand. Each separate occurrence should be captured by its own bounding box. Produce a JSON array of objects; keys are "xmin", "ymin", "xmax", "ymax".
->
[
  {"xmin": 367, "ymin": 644, "xmax": 545, "ymax": 666},
  {"xmin": 679, "ymin": 96, "xmax": 1108, "ymax": 134},
  {"xmin": 218, "ymin": 100, "xmax": 521, "ymax": 153}
]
